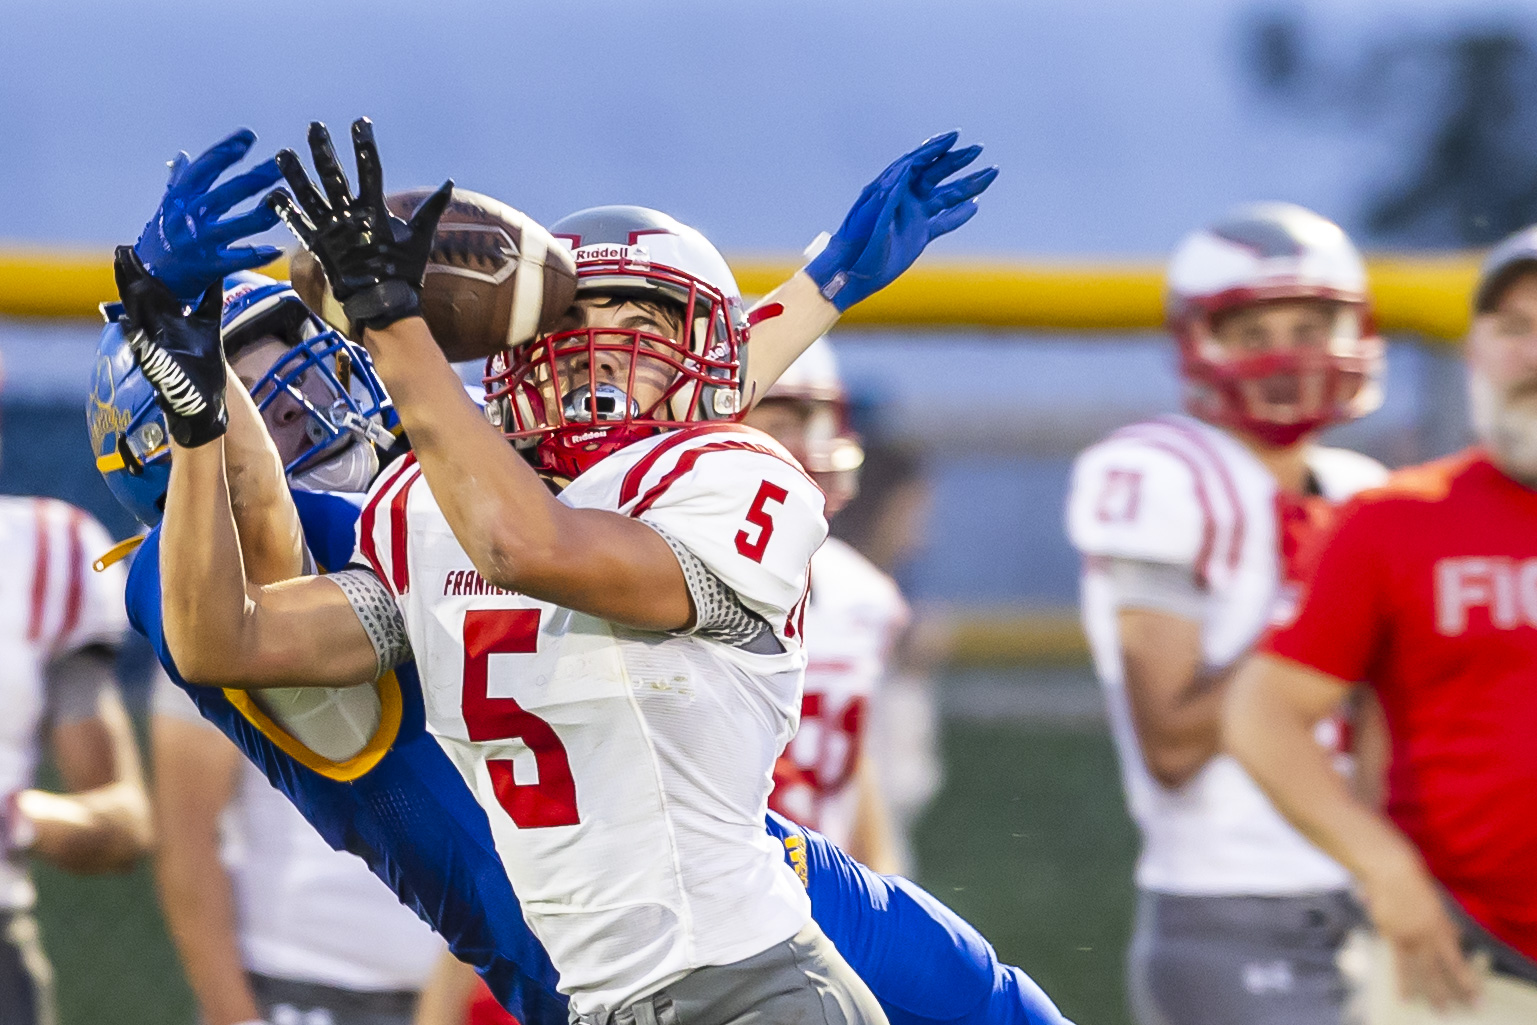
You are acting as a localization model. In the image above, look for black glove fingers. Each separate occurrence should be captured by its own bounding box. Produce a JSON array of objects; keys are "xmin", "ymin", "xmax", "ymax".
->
[
  {"xmin": 265, "ymin": 189, "xmax": 320, "ymax": 250},
  {"xmin": 350, "ymin": 119, "xmax": 392, "ymax": 226},
  {"xmin": 307, "ymin": 122, "xmax": 355, "ymax": 212},
  {"xmin": 275, "ymin": 148, "xmax": 332, "ymax": 224},
  {"xmin": 407, "ymin": 179, "xmax": 455, "ymax": 243},
  {"xmin": 191, "ymin": 279, "xmax": 225, "ymax": 329}
]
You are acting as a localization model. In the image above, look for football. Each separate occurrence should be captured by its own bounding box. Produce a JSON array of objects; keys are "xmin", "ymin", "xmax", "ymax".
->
[{"xmin": 289, "ymin": 187, "xmax": 579, "ymax": 362}]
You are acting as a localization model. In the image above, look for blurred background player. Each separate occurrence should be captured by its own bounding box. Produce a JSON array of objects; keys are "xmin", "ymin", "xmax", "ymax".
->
[
  {"xmin": 1229, "ymin": 223, "xmax": 1537, "ymax": 1023},
  {"xmin": 3, "ymin": 355, "xmax": 153, "ymax": 1025},
  {"xmin": 744, "ymin": 337, "xmax": 907, "ymax": 873},
  {"xmin": 1064, "ymin": 203, "xmax": 1389, "ymax": 1025},
  {"xmin": 138, "ymin": 273, "xmax": 445, "ymax": 1025}
]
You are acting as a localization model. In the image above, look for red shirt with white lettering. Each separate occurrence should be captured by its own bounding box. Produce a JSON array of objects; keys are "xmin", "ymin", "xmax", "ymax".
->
[{"xmin": 1263, "ymin": 448, "xmax": 1537, "ymax": 960}]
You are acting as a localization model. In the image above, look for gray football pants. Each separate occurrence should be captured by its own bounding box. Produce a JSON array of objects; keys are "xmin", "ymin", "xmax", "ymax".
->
[
  {"xmin": 248, "ymin": 973, "xmax": 419, "ymax": 1025},
  {"xmin": 1127, "ymin": 889, "xmax": 1361, "ymax": 1025},
  {"xmin": 570, "ymin": 921, "xmax": 889, "ymax": 1025}
]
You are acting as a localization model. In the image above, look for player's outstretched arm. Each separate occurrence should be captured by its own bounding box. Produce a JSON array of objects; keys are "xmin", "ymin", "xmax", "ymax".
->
[
  {"xmin": 222, "ymin": 363, "xmax": 306, "ymax": 584},
  {"xmin": 269, "ymin": 119, "xmax": 695, "ymax": 630},
  {"xmin": 744, "ymin": 132, "xmax": 998, "ymax": 405},
  {"xmin": 1225, "ymin": 654, "xmax": 1477, "ymax": 1011},
  {"xmin": 113, "ymin": 246, "xmax": 380, "ymax": 689}
]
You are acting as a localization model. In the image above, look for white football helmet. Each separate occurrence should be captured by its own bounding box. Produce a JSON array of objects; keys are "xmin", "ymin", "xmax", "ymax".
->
[
  {"xmin": 1166, "ymin": 202, "xmax": 1384, "ymax": 446},
  {"xmin": 763, "ymin": 336, "xmax": 864, "ymax": 513},
  {"xmin": 484, "ymin": 205, "xmax": 746, "ymax": 478}
]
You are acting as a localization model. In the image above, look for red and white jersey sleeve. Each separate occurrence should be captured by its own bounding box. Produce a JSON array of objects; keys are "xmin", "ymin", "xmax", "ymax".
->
[
  {"xmin": 354, "ymin": 426, "xmax": 822, "ymax": 1014},
  {"xmin": 599, "ymin": 423, "xmax": 827, "ymax": 645},
  {"xmin": 1066, "ymin": 430, "xmax": 1216, "ymax": 574},
  {"xmin": 0, "ymin": 498, "xmax": 128, "ymax": 911}
]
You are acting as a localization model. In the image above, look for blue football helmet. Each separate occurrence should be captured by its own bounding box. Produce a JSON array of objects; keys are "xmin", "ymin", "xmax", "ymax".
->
[{"xmin": 90, "ymin": 273, "xmax": 397, "ymax": 526}]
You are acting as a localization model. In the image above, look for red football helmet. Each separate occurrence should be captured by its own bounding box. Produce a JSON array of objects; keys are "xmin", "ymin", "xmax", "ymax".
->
[
  {"xmin": 1166, "ymin": 202, "xmax": 1384, "ymax": 447},
  {"xmin": 484, "ymin": 205, "xmax": 747, "ymax": 478}
]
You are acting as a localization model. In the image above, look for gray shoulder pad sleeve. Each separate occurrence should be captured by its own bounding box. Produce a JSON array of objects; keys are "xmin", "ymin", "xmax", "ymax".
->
[
  {"xmin": 642, "ymin": 520, "xmax": 783, "ymax": 654},
  {"xmin": 330, "ymin": 568, "xmax": 413, "ymax": 676},
  {"xmin": 1105, "ymin": 557, "xmax": 1208, "ymax": 621}
]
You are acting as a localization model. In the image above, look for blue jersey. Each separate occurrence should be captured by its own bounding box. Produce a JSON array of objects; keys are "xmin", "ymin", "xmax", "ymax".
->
[{"xmin": 129, "ymin": 488, "xmax": 1069, "ymax": 1025}]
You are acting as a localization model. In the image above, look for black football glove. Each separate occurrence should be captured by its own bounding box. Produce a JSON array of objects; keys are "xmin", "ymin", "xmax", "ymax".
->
[
  {"xmin": 266, "ymin": 118, "xmax": 453, "ymax": 331},
  {"xmin": 113, "ymin": 245, "xmax": 228, "ymax": 448}
]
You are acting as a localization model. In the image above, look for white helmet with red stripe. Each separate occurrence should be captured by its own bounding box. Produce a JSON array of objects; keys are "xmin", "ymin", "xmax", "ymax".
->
[
  {"xmin": 484, "ymin": 205, "xmax": 747, "ymax": 478},
  {"xmin": 1167, "ymin": 202, "xmax": 1384, "ymax": 446},
  {"xmin": 763, "ymin": 336, "xmax": 864, "ymax": 512}
]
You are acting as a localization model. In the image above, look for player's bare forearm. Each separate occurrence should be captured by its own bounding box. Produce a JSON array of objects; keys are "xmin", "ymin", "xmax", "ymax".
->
[
  {"xmin": 1224, "ymin": 653, "xmax": 1418, "ymax": 879},
  {"xmin": 742, "ymin": 272, "xmax": 840, "ymax": 409},
  {"xmin": 848, "ymin": 756, "xmax": 902, "ymax": 875},
  {"xmin": 151, "ymin": 717, "xmax": 265, "ymax": 1025},
  {"xmin": 161, "ymin": 437, "xmax": 378, "ymax": 688},
  {"xmin": 1119, "ymin": 607, "xmax": 1232, "ymax": 788},
  {"xmin": 222, "ymin": 364, "xmax": 305, "ymax": 584},
  {"xmin": 363, "ymin": 317, "xmax": 693, "ymax": 630},
  {"xmin": 22, "ymin": 689, "xmax": 152, "ymax": 873}
]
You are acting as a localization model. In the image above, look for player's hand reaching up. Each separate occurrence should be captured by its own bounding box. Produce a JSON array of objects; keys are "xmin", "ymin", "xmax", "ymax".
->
[
  {"xmin": 805, "ymin": 131, "xmax": 998, "ymax": 312},
  {"xmin": 267, "ymin": 119, "xmax": 453, "ymax": 332},
  {"xmin": 134, "ymin": 128, "xmax": 284, "ymax": 301},
  {"xmin": 113, "ymin": 246, "xmax": 228, "ymax": 448}
]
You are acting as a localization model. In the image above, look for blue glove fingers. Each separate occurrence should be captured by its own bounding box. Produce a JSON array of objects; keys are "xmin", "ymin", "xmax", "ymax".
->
[
  {"xmin": 213, "ymin": 243, "xmax": 285, "ymax": 275},
  {"xmin": 914, "ymin": 144, "xmax": 982, "ymax": 193},
  {"xmin": 926, "ymin": 166, "xmax": 999, "ymax": 212},
  {"xmin": 178, "ymin": 128, "xmax": 259, "ymax": 197},
  {"xmin": 199, "ymin": 160, "xmax": 284, "ymax": 219},
  {"xmin": 890, "ymin": 130, "xmax": 959, "ymax": 174},
  {"xmin": 926, "ymin": 200, "xmax": 981, "ymax": 239},
  {"xmin": 164, "ymin": 151, "xmax": 191, "ymax": 191},
  {"xmin": 205, "ymin": 203, "xmax": 282, "ymax": 247}
]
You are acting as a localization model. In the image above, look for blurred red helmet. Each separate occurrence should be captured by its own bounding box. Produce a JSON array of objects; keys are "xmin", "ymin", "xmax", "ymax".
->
[
  {"xmin": 764, "ymin": 336, "xmax": 864, "ymax": 513},
  {"xmin": 484, "ymin": 205, "xmax": 746, "ymax": 478},
  {"xmin": 1166, "ymin": 202, "xmax": 1384, "ymax": 446}
]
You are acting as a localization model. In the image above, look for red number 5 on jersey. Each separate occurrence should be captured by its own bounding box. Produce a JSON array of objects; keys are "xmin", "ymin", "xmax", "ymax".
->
[
  {"xmin": 462, "ymin": 609, "xmax": 580, "ymax": 828},
  {"xmin": 736, "ymin": 480, "xmax": 789, "ymax": 563}
]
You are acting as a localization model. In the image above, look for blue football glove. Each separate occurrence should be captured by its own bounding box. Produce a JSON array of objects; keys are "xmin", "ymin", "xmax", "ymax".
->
[
  {"xmin": 133, "ymin": 128, "xmax": 284, "ymax": 300},
  {"xmin": 805, "ymin": 131, "xmax": 998, "ymax": 312}
]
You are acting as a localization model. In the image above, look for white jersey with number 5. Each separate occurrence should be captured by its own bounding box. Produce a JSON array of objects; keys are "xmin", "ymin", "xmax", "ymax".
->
[
  {"xmin": 354, "ymin": 423, "xmax": 825, "ymax": 1013},
  {"xmin": 1066, "ymin": 414, "xmax": 1386, "ymax": 896}
]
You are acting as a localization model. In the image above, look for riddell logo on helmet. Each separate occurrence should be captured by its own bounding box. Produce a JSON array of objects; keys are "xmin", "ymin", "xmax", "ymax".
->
[
  {"xmin": 572, "ymin": 243, "xmax": 649, "ymax": 266},
  {"xmin": 221, "ymin": 284, "xmax": 260, "ymax": 312}
]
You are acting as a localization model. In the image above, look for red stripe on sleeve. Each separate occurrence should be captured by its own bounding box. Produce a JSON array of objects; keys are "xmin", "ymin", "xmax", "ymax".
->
[
  {"xmin": 27, "ymin": 501, "xmax": 51, "ymax": 643},
  {"xmin": 359, "ymin": 454, "xmax": 417, "ymax": 595},
  {"xmin": 629, "ymin": 441, "xmax": 816, "ymax": 518},
  {"xmin": 59, "ymin": 508, "xmax": 85, "ymax": 643},
  {"xmin": 389, "ymin": 465, "xmax": 425, "ymax": 595},
  {"xmin": 619, "ymin": 423, "xmax": 763, "ymax": 506},
  {"xmin": 1163, "ymin": 417, "xmax": 1246, "ymax": 571}
]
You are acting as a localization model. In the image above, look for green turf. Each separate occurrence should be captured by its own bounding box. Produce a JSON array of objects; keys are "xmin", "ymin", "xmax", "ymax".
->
[
  {"xmin": 32, "ymin": 716, "xmax": 1137, "ymax": 1025},
  {"xmin": 914, "ymin": 720, "xmax": 1137, "ymax": 1025}
]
